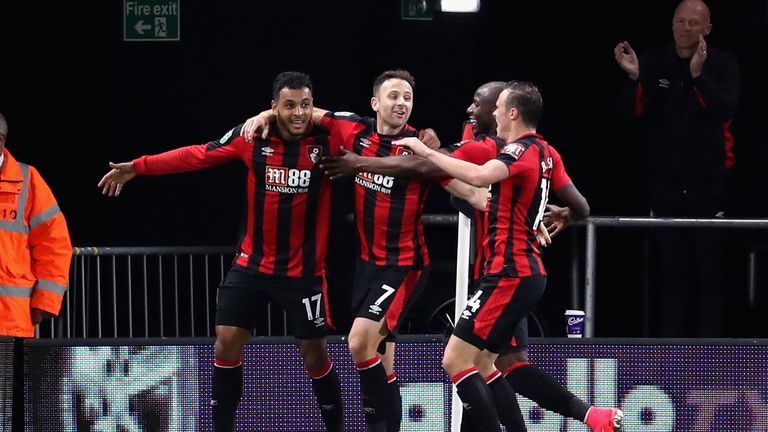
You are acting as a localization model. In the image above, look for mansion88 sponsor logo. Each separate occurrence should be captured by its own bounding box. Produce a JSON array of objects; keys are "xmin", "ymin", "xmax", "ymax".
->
[
  {"xmin": 355, "ymin": 171, "xmax": 395, "ymax": 194},
  {"xmin": 265, "ymin": 165, "xmax": 311, "ymax": 193}
]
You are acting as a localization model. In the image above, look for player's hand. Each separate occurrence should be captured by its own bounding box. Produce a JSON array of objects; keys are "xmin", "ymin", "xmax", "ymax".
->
[
  {"xmin": 319, "ymin": 147, "xmax": 359, "ymax": 180},
  {"xmin": 536, "ymin": 222, "xmax": 552, "ymax": 247},
  {"xmin": 31, "ymin": 307, "xmax": 53, "ymax": 325},
  {"xmin": 690, "ymin": 34, "xmax": 708, "ymax": 78},
  {"xmin": 393, "ymin": 137, "xmax": 430, "ymax": 157},
  {"xmin": 542, "ymin": 204, "xmax": 571, "ymax": 238},
  {"xmin": 98, "ymin": 161, "xmax": 136, "ymax": 197},
  {"xmin": 418, "ymin": 128, "xmax": 441, "ymax": 149},
  {"xmin": 614, "ymin": 41, "xmax": 639, "ymax": 80},
  {"xmin": 241, "ymin": 111, "xmax": 272, "ymax": 141}
]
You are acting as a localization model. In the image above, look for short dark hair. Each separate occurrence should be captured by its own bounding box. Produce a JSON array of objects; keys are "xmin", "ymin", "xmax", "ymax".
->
[
  {"xmin": 272, "ymin": 72, "xmax": 313, "ymax": 100},
  {"xmin": 503, "ymin": 81, "xmax": 543, "ymax": 128},
  {"xmin": 372, "ymin": 70, "xmax": 415, "ymax": 96}
]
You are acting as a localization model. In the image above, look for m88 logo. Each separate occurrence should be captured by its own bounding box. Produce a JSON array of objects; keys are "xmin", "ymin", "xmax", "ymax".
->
[{"xmin": 265, "ymin": 166, "xmax": 312, "ymax": 187}]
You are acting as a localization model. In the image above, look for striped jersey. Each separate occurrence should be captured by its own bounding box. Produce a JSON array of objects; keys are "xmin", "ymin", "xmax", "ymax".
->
[
  {"xmin": 484, "ymin": 133, "xmax": 571, "ymax": 277},
  {"xmin": 132, "ymin": 123, "xmax": 343, "ymax": 278},
  {"xmin": 320, "ymin": 112, "xmax": 431, "ymax": 267},
  {"xmin": 444, "ymin": 134, "xmax": 506, "ymax": 279}
]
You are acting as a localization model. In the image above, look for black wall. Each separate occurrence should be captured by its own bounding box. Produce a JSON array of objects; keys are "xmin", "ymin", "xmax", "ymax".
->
[{"xmin": 2, "ymin": 1, "xmax": 767, "ymax": 336}]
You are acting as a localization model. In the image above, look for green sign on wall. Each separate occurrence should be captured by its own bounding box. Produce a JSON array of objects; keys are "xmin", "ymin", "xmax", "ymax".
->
[{"xmin": 124, "ymin": 0, "xmax": 180, "ymax": 41}]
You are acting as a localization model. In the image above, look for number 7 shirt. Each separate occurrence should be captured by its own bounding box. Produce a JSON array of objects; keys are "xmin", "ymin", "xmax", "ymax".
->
[{"xmin": 320, "ymin": 112, "xmax": 431, "ymax": 268}]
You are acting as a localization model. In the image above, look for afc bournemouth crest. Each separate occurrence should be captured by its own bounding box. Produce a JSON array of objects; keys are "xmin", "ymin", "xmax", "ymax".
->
[
  {"xmin": 394, "ymin": 146, "xmax": 412, "ymax": 156},
  {"xmin": 307, "ymin": 145, "xmax": 323, "ymax": 164}
]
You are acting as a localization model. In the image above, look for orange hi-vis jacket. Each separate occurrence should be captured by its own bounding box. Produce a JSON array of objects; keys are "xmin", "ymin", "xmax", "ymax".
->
[{"xmin": 0, "ymin": 148, "xmax": 72, "ymax": 337}]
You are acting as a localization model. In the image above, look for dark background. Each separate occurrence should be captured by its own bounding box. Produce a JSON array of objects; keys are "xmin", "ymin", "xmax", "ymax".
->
[{"xmin": 2, "ymin": 1, "xmax": 767, "ymax": 337}]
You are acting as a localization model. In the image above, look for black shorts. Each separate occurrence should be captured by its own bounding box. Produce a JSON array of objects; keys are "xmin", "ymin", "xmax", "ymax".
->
[
  {"xmin": 498, "ymin": 318, "xmax": 528, "ymax": 355},
  {"xmin": 352, "ymin": 258, "xmax": 429, "ymax": 336},
  {"xmin": 215, "ymin": 266, "xmax": 329, "ymax": 340},
  {"xmin": 453, "ymin": 274, "xmax": 545, "ymax": 353}
]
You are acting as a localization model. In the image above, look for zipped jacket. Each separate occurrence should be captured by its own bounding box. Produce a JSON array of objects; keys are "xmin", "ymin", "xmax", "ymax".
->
[{"xmin": 0, "ymin": 148, "xmax": 72, "ymax": 337}]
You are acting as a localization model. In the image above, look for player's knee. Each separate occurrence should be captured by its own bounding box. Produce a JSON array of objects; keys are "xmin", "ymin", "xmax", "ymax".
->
[
  {"xmin": 298, "ymin": 341, "xmax": 328, "ymax": 371},
  {"xmin": 347, "ymin": 332, "xmax": 369, "ymax": 360},
  {"xmin": 496, "ymin": 351, "xmax": 528, "ymax": 371},
  {"xmin": 214, "ymin": 335, "xmax": 246, "ymax": 361},
  {"xmin": 214, "ymin": 343, "xmax": 242, "ymax": 362},
  {"xmin": 442, "ymin": 351, "xmax": 463, "ymax": 377}
]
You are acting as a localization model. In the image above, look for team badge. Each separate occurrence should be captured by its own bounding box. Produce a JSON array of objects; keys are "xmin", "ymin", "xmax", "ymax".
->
[
  {"xmin": 501, "ymin": 143, "xmax": 525, "ymax": 159},
  {"xmin": 307, "ymin": 145, "xmax": 323, "ymax": 164},
  {"xmin": 394, "ymin": 146, "xmax": 412, "ymax": 156}
]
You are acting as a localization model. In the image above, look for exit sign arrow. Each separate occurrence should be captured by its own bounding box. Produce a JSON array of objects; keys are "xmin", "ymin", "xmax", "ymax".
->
[
  {"xmin": 134, "ymin": 20, "xmax": 151, "ymax": 35},
  {"xmin": 124, "ymin": 0, "xmax": 180, "ymax": 41}
]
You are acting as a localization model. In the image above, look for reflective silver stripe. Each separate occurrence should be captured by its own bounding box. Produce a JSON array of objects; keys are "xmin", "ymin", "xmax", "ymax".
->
[
  {"xmin": 0, "ymin": 163, "xmax": 31, "ymax": 235},
  {"xmin": 35, "ymin": 279, "xmax": 67, "ymax": 295},
  {"xmin": 0, "ymin": 285, "xmax": 33, "ymax": 298},
  {"xmin": 16, "ymin": 163, "xmax": 29, "ymax": 222},
  {"xmin": 0, "ymin": 220, "xmax": 29, "ymax": 234},
  {"xmin": 29, "ymin": 204, "xmax": 61, "ymax": 229}
]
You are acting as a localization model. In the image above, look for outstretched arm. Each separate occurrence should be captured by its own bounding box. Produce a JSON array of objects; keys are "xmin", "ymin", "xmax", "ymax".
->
[
  {"xmin": 394, "ymin": 137, "xmax": 508, "ymax": 186},
  {"xmin": 98, "ymin": 161, "xmax": 136, "ymax": 197},
  {"xmin": 319, "ymin": 147, "xmax": 450, "ymax": 179}
]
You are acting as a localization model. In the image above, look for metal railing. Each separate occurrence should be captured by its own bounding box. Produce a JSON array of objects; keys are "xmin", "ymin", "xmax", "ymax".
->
[
  {"xmin": 580, "ymin": 217, "xmax": 768, "ymax": 337},
  {"xmin": 38, "ymin": 215, "xmax": 768, "ymax": 339},
  {"xmin": 41, "ymin": 246, "xmax": 234, "ymax": 338}
]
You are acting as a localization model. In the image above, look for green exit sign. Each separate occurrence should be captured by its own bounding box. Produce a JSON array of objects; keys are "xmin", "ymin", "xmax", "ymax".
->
[{"xmin": 124, "ymin": 0, "xmax": 180, "ymax": 41}]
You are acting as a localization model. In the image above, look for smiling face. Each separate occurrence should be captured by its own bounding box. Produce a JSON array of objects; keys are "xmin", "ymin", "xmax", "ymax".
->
[
  {"xmin": 492, "ymin": 89, "xmax": 514, "ymax": 141},
  {"xmin": 371, "ymin": 78, "xmax": 413, "ymax": 135},
  {"xmin": 467, "ymin": 83, "xmax": 504, "ymax": 136},
  {"xmin": 672, "ymin": 0, "xmax": 711, "ymax": 53},
  {"xmin": 272, "ymin": 87, "xmax": 313, "ymax": 139}
]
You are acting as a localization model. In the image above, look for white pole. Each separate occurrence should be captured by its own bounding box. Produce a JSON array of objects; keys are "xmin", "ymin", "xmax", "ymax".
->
[{"xmin": 451, "ymin": 212, "xmax": 472, "ymax": 432}]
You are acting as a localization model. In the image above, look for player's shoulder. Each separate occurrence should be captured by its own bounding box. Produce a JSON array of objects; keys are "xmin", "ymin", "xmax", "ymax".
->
[
  {"xmin": 208, "ymin": 124, "xmax": 247, "ymax": 148},
  {"xmin": 326, "ymin": 111, "xmax": 363, "ymax": 122},
  {"xmin": 499, "ymin": 133, "xmax": 542, "ymax": 160}
]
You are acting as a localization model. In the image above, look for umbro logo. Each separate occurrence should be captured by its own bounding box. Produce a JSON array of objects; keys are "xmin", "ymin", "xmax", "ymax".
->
[
  {"xmin": 658, "ymin": 78, "xmax": 670, "ymax": 88},
  {"xmin": 360, "ymin": 138, "xmax": 371, "ymax": 147},
  {"xmin": 262, "ymin": 147, "xmax": 275, "ymax": 156}
]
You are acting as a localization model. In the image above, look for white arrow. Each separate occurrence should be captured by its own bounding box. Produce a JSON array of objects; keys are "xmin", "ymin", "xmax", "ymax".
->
[{"xmin": 134, "ymin": 20, "xmax": 151, "ymax": 35}]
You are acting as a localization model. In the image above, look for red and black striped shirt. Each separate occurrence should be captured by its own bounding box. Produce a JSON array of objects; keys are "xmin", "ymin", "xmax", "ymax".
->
[
  {"xmin": 444, "ymin": 134, "xmax": 506, "ymax": 279},
  {"xmin": 484, "ymin": 133, "xmax": 570, "ymax": 277},
  {"xmin": 320, "ymin": 112, "xmax": 431, "ymax": 267},
  {"xmin": 133, "ymin": 123, "xmax": 343, "ymax": 278}
]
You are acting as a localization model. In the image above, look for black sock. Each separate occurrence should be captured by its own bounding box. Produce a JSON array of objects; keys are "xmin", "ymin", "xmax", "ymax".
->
[
  {"xmin": 211, "ymin": 360, "xmax": 243, "ymax": 432},
  {"xmin": 356, "ymin": 357, "xmax": 388, "ymax": 432},
  {"xmin": 506, "ymin": 363, "xmax": 586, "ymax": 419},
  {"xmin": 459, "ymin": 406, "xmax": 477, "ymax": 432},
  {"xmin": 385, "ymin": 373, "xmax": 402, "ymax": 432},
  {"xmin": 568, "ymin": 397, "xmax": 591, "ymax": 423},
  {"xmin": 453, "ymin": 368, "xmax": 500, "ymax": 432},
  {"xmin": 487, "ymin": 371, "xmax": 527, "ymax": 432},
  {"xmin": 310, "ymin": 362, "xmax": 344, "ymax": 432}
]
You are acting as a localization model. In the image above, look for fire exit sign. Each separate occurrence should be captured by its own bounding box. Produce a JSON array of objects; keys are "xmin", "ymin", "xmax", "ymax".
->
[{"xmin": 124, "ymin": 0, "xmax": 180, "ymax": 41}]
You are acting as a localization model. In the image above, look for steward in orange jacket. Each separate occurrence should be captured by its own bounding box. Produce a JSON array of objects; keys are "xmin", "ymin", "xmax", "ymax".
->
[{"xmin": 0, "ymin": 117, "xmax": 72, "ymax": 338}]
